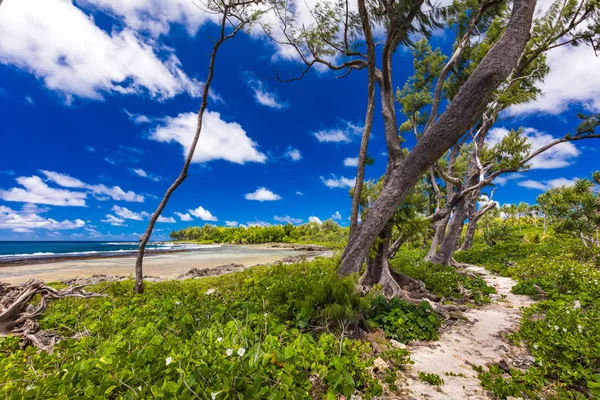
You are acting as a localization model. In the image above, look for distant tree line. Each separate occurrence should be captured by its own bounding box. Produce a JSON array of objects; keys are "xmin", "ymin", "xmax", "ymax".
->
[{"xmin": 169, "ymin": 220, "xmax": 348, "ymax": 245}]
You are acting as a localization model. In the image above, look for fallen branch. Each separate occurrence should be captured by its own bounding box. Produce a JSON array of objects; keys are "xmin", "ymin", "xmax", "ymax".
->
[{"xmin": 0, "ymin": 279, "xmax": 103, "ymax": 351}]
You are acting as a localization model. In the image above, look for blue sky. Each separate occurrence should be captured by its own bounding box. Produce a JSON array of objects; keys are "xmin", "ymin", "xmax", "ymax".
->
[{"xmin": 0, "ymin": 0, "xmax": 598, "ymax": 241}]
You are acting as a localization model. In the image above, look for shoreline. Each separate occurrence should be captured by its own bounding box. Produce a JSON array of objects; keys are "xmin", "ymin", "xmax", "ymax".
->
[
  {"xmin": 0, "ymin": 245, "xmax": 333, "ymax": 285},
  {"xmin": 0, "ymin": 242, "xmax": 330, "ymax": 268}
]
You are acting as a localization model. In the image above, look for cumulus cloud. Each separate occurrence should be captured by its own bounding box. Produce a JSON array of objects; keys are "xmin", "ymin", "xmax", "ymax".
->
[
  {"xmin": 0, "ymin": 205, "xmax": 85, "ymax": 232},
  {"xmin": 493, "ymin": 173, "xmax": 526, "ymax": 186},
  {"xmin": 285, "ymin": 147, "xmax": 302, "ymax": 162},
  {"xmin": 150, "ymin": 111, "xmax": 267, "ymax": 165},
  {"xmin": 40, "ymin": 170, "xmax": 144, "ymax": 202},
  {"xmin": 112, "ymin": 205, "xmax": 148, "ymax": 221},
  {"xmin": 296, "ymin": 191, "xmax": 304, "ymax": 196},
  {"xmin": 242, "ymin": 72, "xmax": 288, "ymax": 109},
  {"xmin": 0, "ymin": 176, "xmax": 88, "ymax": 207},
  {"xmin": 157, "ymin": 215, "xmax": 176, "ymax": 223},
  {"xmin": 102, "ymin": 214, "xmax": 127, "ymax": 226},
  {"xmin": 0, "ymin": 0, "xmax": 197, "ymax": 100},
  {"xmin": 518, "ymin": 178, "xmax": 577, "ymax": 191},
  {"xmin": 320, "ymin": 174, "xmax": 355, "ymax": 189},
  {"xmin": 174, "ymin": 212, "xmax": 193, "ymax": 222},
  {"xmin": 274, "ymin": 215, "xmax": 302, "ymax": 224},
  {"xmin": 331, "ymin": 211, "xmax": 342, "ymax": 220},
  {"xmin": 131, "ymin": 168, "xmax": 161, "ymax": 182},
  {"xmin": 189, "ymin": 206, "xmax": 218, "ymax": 221},
  {"xmin": 225, "ymin": 221, "xmax": 239, "ymax": 227},
  {"xmin": 510, "ymin": 44, "xmax": 600, "ymax": 115},
  {"xmin": 312, "ymin": 121, "xmax": 362, "ymax": 143},
  {"xmin": 308, "ymin": 216, "xmax": 322, "ymax": 224},
  {"xmin": 247, "ymin": 220, "xmax": 271, "ymax": 227},
  {"xmin": 487, "ymin": 127, "xmax": 580, "ymax": 169},
  {"xmin": 245, "ymin": 187, "xmax": 282, "ymax": 201},
  {"xmin": 343, "ymin": 157, "xmax": 358, "ymax": 167}
]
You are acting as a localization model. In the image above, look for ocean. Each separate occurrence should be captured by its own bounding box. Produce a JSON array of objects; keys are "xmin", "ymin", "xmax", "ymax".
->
[{"xmin": 0, "ymin": 241, "xmax": 216, "ymax": 262}]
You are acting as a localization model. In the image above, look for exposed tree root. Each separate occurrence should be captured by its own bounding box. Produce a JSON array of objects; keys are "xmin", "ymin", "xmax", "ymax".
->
[{"xmin": 0, "ymin": 279, "xmax": 103, "ymax": 351}]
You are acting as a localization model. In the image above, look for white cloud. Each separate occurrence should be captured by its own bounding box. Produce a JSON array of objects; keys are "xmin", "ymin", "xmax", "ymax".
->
[
  {"xmin": 102, "ymin": 214, "xmax": 127, "ymax": 226},
  {"xmin": 285, "ymin": 147, "xmax": 302, "ymax": 162},
  {"xmin": 174, "ymin": 212, "xmax": 193, "ymax": 222},
  {"xmin": 85, "ymin": 145, "xmax": 96, "ymax": 153},
  {"xmin": 157, "ymin": 215, "xmax": 176, "ymax": 223},
  {"xmin": 150, "ymin": 111, "xmax": 267, "ymax": 165},
  {"xmin": 0, "ymin": 205, "xmax": 85, "ymax": 232},
  {"xmin": 308, "ymin": 216, "xmax": 322, "ymax": 224},
  {"xmin": 247, "ymin": 220, "xmax": 271, "ymax": 227},
  {"xmin": 487, "ymin": 127, "xmax": 580, "ymax": 169},
  {"xmin": 112, "ymin": 205, "xmax": 148, "ymax": 221},
  {"xmin": 343, "ymin": 157, "xmax": 358, "ymax": 167},
  {"xmin": 76, "ymin": 0, "xmax": 213, "ymax": 38},
  {"xmin": 189, "ymin": 206, "xmax": 218, "ymax": 221},
  {"xmin": 245, "ymin": 187, "xmax": 282, "ymax": 201},
  {"xmin": 131, "ymin": 168, "xmax": 161, "ymax": 182},
  {"xmin": 274, "ymin": 215, "xmax": 302, "ymax": 224},
  {"xmin": 0, "ymin": 176, "xmax": 88, "ymax": 206},
  {"xmin": 225, "ymin": 221, "xmax": 239, "ymax": 227},
  {"xmin": 518, "ymin": 178, "xmax": 577, "ymax": 191},
  {"xmin": 41, "ymin": 170, "xmax": 144, "ymax": 202},
  {"xmin": 0, "ymin": 0, "xmax": 197, "ymax": 100},
  {"xmin": 331, "ymin": 211, "xmax": 342, "ymax": 220},
  {"xmin": 243, "ymin": 72, "xmax": 288, "ymax": 109},
  {"xmin": 312, "ymin": 121, "xmax": 362, "ymax": 143},
  {"xmin": 296, "ymin": 191, "xmax": 303, "ymax": 196},
  {"xmin": 493, "ymin": 173, "xmax": 525, "ymax": 186},
  {"xmin": 510, "ymin": 44, "xmax": 600, "ymax": 115},
  {"xmin": 320, "ymin": 174, "xmax": 355, "ymax": 189}
]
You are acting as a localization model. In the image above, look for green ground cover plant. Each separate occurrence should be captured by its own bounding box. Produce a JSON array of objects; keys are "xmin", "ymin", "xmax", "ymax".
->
[{"xmin": 457, "ymin": 224, "xmax": 600, "ymax": 399}]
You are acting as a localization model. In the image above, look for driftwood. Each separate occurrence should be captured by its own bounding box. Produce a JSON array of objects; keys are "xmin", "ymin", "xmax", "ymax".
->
[{"xmin": 0, "ymin": 279, "xmax": 103, "ymax": 351}]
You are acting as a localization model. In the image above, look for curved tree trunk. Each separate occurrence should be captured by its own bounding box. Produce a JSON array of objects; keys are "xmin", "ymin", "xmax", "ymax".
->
[
  {"xmin": 429, "ymin": 199, "xmax": 469, "ymax": 265},
  {"xmin": 134, "ymin": 12, "xmax": 245, "ymax": 294},
  {"xmin": 338, "ymin": 0, "xmax": 536, "ymax": 276},
  {"xmin": 425, "ymin": 214, "xmax": 450, "ymax": 262}
]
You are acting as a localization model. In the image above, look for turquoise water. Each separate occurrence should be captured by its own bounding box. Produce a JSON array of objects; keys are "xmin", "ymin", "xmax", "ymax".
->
[{"xmin": 0, "ymin": 241, "xmax": 214, "ymax": 261}]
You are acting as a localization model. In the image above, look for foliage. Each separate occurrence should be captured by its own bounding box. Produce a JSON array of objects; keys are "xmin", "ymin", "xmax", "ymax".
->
[
  {"xmin": 392, "ymin": 249, "xmax": 496, "ymax": 304},
  {"xmin": 459, "ymin": 219, "xmax": 600, "ymax": 398},
  {"xmin": 366, "ymin": 296, "xmax": 441, "ymax": 343},
  {"xmin": 418, "ymin": 372, "xmax": 444, "ymax": 386},
  {"xmin": 169, "ymin": 221, "xmax": 348, "ymax": 246}
]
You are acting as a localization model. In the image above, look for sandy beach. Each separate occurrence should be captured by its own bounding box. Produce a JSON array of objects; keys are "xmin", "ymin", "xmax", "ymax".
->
[{"xmin": 0, "ymin": 245, "xmax": 320, "ymax": 284}]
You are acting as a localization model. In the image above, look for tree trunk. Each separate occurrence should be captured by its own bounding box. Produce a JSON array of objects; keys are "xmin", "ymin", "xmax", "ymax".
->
[
  {"xmin": 460, "ymin": 214, "xmax": 478, "ymax": 251},
  {"xmin": 338, "ymin": 0, "xmax": 536, "ymax": 276},
  {"xmin": 425, "ymin": 214, "xmax": 450, "ymax": 261},
  {"xmin": 429, "ymin": 199, "xmax": 469, "ymax": 265},
  {"xmin": 134, "ymin": 14, "xmax": 242, "ymax": 294}
]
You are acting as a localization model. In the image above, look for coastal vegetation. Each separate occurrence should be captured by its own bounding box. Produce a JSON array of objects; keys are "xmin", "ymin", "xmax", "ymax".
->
[{"xmin": 169, "ymin": 220, "xmax": 348, "ymax": 246}]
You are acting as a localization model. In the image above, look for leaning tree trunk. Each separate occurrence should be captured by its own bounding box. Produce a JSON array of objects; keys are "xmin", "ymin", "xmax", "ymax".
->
[
  {"xmin": 425, "ymin": 214, "xmax": 450, "ymax": 261},
  {"xmin": 429, "ymin": 198, "xmax": 470, "ymax": 265},
  {"xmin": 337, "ymin": 0, "xmax": 536, "ymax": 276},
  {"xmin": 359, "ymin": 222, "xmax": 437, "ymax": 301},
  {"xmin": 134, "ymin": 13, "xmax": 241, "ymax": 294}
]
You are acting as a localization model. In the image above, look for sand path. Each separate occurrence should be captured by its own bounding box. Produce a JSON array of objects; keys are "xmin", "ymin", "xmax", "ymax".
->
[{"xmin": 403, "ymin": 265, "xmax": 536, "ymax": 399}]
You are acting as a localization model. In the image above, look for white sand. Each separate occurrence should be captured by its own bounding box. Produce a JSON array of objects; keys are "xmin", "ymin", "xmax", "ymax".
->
[
  {"xmin": 0, "ymin": 247, "xmax": 309, "ymax": 284},
  {"xmin": 402, "ymin": 265, "xmax": 536, "ymax": 399}
]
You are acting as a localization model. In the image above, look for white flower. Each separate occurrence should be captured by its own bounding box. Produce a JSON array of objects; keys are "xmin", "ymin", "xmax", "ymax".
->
[
  {"xmin": 165, "ymin": 356, "xmax": 173, "ymax": 366},
  {"xmin": 554, "ymin": 325, "xmax": 559, "ymax": 330},
  {"xmin": 217, "ymin": 337, "xmax": 223, "ymax": 342},
  {"xmin": 533, "ymin": 344, "xmax": 539, "ymax": 350},
  {"xmin": 562, "ymin": 327, "xmax": 567, "ymax": 333},
  {"xmin": 206, "ymin": 288, "xmax": 216, "ymax": 295},
  {"xmin": 578, "ymin": 325, "xmax": 583, "ymax": 333},
  {"xmin": 175, "ymin": 301, "xmax": 181, "ymax": 305},
  {"xmin": 539, "ymin": 360, "xmax": 543, "ymax": 366},
  {"xmin": 226, "ymin": 349, "xmax": 233, "ymax": 356},
  {"xmin": 237, "ymin": 348, "xmax": 246, "ymax": 357},
  {"xmin": 138, "ymin": 386, "xmax": 142, "ymax": 391},
  {"xmin": 211, "ymin": 392, "xmax": 221, "ymax": 400},
  {"xmin": 573, "ymin": 300, "xmax": 581, "ymax": 310}
]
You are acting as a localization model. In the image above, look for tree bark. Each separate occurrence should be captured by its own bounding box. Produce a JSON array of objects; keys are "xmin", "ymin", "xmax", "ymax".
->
[
  {"xmin": 425, "ymin": 214, "xmax": 450, "ymax": 261},
  {"xmin": 338, "ymin": 0, "xmax": 536, "ymax": 276},
  {"xmin": 429, "ymin": 198, "xmax": 470, "ymax": 265}
]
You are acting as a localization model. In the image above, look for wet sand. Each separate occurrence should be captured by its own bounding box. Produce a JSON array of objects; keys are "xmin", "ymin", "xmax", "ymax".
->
[{"xmin": 0, "ymin": 246, "xmax": 313, "ymax": 284}]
